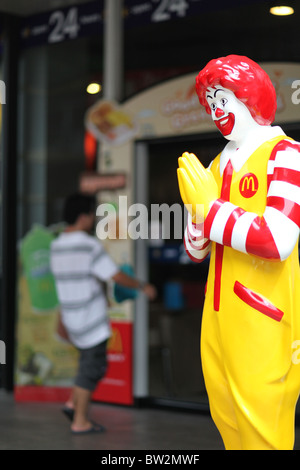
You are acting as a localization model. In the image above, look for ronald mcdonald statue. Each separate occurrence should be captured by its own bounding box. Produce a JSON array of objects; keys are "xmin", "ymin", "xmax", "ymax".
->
[{"xmin": 177, "ymin": 55, "xmax": 300, "ymax": 450}]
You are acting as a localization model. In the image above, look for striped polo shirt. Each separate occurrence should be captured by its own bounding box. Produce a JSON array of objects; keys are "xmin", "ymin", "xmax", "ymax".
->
[{"xmin": 50, "ymin": 231, "xmax": 118, "ymax": 349}]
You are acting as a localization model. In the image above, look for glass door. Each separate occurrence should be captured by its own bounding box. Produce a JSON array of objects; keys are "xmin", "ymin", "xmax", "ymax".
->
[{"xmin": 134, "ymin": 134, "xmax": 224, "ymax": 409}]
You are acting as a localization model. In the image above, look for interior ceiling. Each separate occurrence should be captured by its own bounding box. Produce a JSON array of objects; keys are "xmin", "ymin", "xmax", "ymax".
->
[
  {"xmin": 1, "ymin": 0, "xmax": 298, "ymax": 18},
  {"xmin": 1, "ymin": 0, "xmax": 300, "ymax": 75},
  {"xmin": 124, "ymin": 0, "xmax": 300, "ymax": 70},
  {"xmin": 0, "ymin": 0, "xmax": 92, "ymax": 16}
]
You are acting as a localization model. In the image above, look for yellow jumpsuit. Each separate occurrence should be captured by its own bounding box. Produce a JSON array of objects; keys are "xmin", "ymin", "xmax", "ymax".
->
[{"xmin": 201, "ymin": 136, "xmax": 300, "ymax": 450}]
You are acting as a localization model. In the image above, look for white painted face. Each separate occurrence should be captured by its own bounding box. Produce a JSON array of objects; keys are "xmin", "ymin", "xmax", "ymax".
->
[{"xmin": 205, "ymin": 86, "xmax": 256, "ymax": 141}]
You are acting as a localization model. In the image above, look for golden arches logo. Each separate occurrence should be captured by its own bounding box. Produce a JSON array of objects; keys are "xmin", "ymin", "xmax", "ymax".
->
[
  {"xmin": 108, "ymin": 327, "xmax": 123, "ymax": 353},
  {"xmin": 239, "ymin": 173, "xmax": 259, "ymax": 198}
]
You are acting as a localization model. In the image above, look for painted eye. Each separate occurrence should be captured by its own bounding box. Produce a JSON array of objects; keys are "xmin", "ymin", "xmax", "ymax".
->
[
  {"xmin": 210, "ymin": 103, "xmax": 216, "ymax": 111},
  {"xmin": 220, "ymin": 98, "xmax": 228, "ymax": 106}
]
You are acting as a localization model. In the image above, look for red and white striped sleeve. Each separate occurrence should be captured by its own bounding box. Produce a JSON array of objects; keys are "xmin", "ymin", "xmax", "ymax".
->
[
  {"xmin": 184, "ymin": 213, "xmax": 211, "ymax": 263},
  {"xmin": 203, "ymin": 139, "xmax": 300, "ymax": 261}
]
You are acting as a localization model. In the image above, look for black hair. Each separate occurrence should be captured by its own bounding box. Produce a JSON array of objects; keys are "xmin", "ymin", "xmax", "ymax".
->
[{"xmin": 63, "ymin": 193, "xmax": 96, "ymax": 225}]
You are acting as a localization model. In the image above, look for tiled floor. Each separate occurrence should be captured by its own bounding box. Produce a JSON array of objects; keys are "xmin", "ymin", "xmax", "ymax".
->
[
  {"xmin": 0, "ymin": 390, "xmax": 299, "ymax": 451},
  {"xmin": 0, "ymin": 390, "xmax": 221, "ymax": 451}
]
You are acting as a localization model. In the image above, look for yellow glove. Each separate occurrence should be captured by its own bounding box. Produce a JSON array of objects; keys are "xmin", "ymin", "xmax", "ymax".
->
[{"xmin": 177, "ymin": 152, "xmax": 218, "ymax": 222}]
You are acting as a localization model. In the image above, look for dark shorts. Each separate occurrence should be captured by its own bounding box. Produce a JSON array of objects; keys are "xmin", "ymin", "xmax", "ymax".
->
[{"xmin": 75, "ymin": 340, "xmax": 108, "ymax": 391}]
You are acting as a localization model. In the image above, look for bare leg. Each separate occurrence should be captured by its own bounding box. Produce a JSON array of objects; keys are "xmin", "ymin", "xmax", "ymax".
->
[
  {"xmin": 71, "ymin": 385, "xmax": 93, "ymax": 432},
  {"xmin": 65, "ymin": 390, "xmax": 74, "ymax": 410}
]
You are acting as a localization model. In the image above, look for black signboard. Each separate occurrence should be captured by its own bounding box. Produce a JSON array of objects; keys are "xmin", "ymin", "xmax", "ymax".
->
[
  {"xmin": 19, "ymin": 0, "xmax": 265, "ymax": 48},
  {"xmin": 124, "ymin": 0, "xmax": 265, "ymax": 27},
  {"xmin": 20, "ymin": 1, "xmax": 104, "ymax": 48}
]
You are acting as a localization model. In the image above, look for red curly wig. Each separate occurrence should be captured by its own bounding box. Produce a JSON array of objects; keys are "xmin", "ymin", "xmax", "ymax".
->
[{"xmin": 195, "ymin": 55, "xmax": 277, "ymax": 126}]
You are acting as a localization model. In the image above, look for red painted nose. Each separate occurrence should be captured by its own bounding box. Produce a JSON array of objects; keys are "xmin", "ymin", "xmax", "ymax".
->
[{"xmin": 215, "ymin": 108, "xmax": 225, "ymax": 118}]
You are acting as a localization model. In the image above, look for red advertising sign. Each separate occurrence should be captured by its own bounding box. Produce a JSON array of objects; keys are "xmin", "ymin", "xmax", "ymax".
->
[
  {"xmin": 92, "ymin": 321, "xmax": 133, "ymax": 405},
  {"xmin": 15, "ymin": 321, "xmax": 134, "ymax": 405}
]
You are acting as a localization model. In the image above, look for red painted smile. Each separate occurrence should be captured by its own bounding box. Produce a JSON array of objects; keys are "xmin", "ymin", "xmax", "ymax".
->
[{"xmin": 215, "ymin": 112, "xmax": 235, "ymax": 136}]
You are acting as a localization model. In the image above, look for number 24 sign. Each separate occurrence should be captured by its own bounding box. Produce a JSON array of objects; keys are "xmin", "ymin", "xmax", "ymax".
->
[
  {"xmin": 151, "ymin": 0, "xmax": 189, "ymax": 22},
  {"xmin": 48, "ymin": 8, "xmax": 80, "ymax": 43},
  {"xmin": 46, "ymin": 1, "xmax": 191, "ymax": 44}
]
